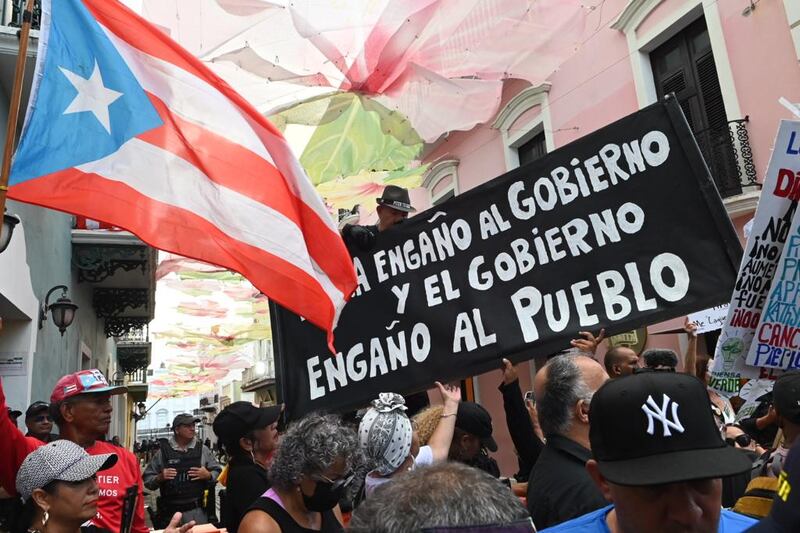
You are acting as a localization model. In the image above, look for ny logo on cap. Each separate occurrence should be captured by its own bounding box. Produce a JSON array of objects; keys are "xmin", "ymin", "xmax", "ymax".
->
[{"xmin": 641, "ymin": 394, "xmax": 685, "ymax": 437}]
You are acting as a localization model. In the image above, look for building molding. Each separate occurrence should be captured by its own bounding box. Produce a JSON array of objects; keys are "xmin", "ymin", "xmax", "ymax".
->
[
  {"xmin": 723, "ymin": 187, "xmax": 760, "ymax": 218},
  {"xmin": 613, "ymin": 0, "xmax": 743, "ymax": 121},
  {"xmin": 422, "ymin": 158, "xmax": 459, "ymax": 190},
  {"xmin": 491, "ymin": 83, "xmax": 555, "ymax": 171},
  {"xmin": 491, "ymin": 83, "xmax": 552, "ymax": 132}
]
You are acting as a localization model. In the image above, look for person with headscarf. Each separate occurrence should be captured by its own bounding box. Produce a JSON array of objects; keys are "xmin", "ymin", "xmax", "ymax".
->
[{"xmin": 359, "ymin": 382, "xmax": 461, "ymax": 498}]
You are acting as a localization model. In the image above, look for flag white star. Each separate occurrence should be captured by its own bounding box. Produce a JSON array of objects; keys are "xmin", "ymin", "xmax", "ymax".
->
[{"xmin": 59, "ymin": 61, "xmax": 123, "ymax": 134}]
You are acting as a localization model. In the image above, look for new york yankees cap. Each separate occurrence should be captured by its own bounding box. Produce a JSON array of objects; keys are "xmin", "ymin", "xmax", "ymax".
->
[{"xmin": 589, "ymin": 372, "xmax": 752, "ymax": 486}]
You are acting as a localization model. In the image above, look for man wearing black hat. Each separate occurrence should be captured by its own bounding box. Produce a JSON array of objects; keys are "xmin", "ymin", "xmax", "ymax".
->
[
  {"xmin": 340, "ymin": 184, "xmax": 416, "ymax": 256},
  {"xmin": 541, "ymin": 372, "xmax": 756, "ymax": 532},
  {"xmin": 449, "ymin": 401, "xmax": 501, "ymax": 477},
  {"xmin": 24, "ymin": 401, "xmax": 58, "ymax": 442},
  {"xmin": 760, "ymin": 372, "xmax": 800, "ymax": 478},
  {"xmin": 143, "ymin": 413, "xmax": 222, "ymax": 526},
  {"xmin": 212, "ymin": 401, "xmax": 282, "ymax": 533}
]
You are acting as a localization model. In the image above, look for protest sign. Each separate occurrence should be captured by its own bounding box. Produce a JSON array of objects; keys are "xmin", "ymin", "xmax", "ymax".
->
[
  {"xmin": 710, "ymin": 121, "xmax": 800, "ymax": 394},
  {"xmin": 745, "ymin": 203, "xmax": 800, "ymax": 369},
  {"xmin": 273, "ymin": 99, "xmax": 743, "ymax": 420},
  {"xmin": 689, "ymin": 304, "xmax": 729, "ymax": 334}
]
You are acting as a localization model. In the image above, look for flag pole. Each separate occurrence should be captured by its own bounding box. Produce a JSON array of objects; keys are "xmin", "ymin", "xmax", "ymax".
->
[{"xmin": 0, "ymin": 0, "xmax": 36, "ymax": 239}]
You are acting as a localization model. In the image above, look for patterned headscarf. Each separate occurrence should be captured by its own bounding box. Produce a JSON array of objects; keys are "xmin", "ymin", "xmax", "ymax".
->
[{"xmin": 358, "ymin": 393, "xmax": 413, "ymax": 475}]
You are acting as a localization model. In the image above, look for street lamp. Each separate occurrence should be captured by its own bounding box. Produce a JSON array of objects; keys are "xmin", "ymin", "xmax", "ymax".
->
[
  {"xmin": 0, "ymin": 211, "xmax": 19, "ymax": 254},
  {"xmin": 39, "ymin": 285, "xmax": 78, "ymax": 336},
  {"xmin": 131, "ymin": 401, "xmax": 147, "ymax": 421}
]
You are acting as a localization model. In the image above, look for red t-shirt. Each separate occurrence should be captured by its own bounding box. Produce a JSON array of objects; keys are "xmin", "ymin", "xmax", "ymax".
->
[{"xmin": 0, "ymin": 379, "xmax": 147, "ymax": 533}]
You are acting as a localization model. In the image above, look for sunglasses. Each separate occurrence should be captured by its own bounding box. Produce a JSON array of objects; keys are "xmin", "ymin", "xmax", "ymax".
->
[
  {"xmin": 313, "ymin": 470, "xmax": 355, "ymax": 491},
  {"xmin": 725, "ymin": 434, "xmax": 752, "ymax": 448},
  {"xmin": 32, "ymin": 415, "xmax": 52, "ymax": 423}
]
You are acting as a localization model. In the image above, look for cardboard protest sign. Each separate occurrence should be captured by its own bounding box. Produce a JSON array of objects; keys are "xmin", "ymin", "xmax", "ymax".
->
[
  {"xmin": 710, "ymin": 121, "xmax": 800, "ymax": 394},
  {"xmin": 745, "ymin": 203, "xmax": 800, "ymax": 369},
  {"xmin": 689, "ymin": 304, "xmax": 729, "ymax": 334},
  {"xmin": 274, "ymin": 99, "xmax": 743, "ymax": 420}
]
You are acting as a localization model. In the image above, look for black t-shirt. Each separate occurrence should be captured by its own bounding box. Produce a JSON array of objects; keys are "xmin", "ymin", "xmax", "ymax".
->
[
  {"xmin": 245, "ymin": 496, "xmax": 342, "ymax": 533},
  {"xmin": 222, "ymin": 456, "xmax": 271, "ymax": 533}
]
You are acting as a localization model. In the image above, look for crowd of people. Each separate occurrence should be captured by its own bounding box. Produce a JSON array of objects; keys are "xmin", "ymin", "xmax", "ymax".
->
[
  {"xmin": 2, "ymin": 349, "xmax": 799, "ymax": 532},
  {"xmin": 1, "ymin": 190, "xmax": 798, "ymax": 532}
]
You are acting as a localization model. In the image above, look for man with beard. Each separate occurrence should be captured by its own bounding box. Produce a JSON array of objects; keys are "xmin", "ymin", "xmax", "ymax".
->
[{"xmin": 340, "ymin": 185, "xmax": 416, "ymax": 256}]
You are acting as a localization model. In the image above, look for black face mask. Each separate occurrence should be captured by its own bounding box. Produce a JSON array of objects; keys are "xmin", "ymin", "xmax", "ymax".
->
[{"xmin": 301, "ymin": 477, "xmax": 349, "ymax": 512}]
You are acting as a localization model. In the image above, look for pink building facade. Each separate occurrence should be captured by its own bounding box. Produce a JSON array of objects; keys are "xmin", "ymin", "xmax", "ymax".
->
[{"xmin": 388, "ymin": 0, "xmax": 800, "ymax": 476}]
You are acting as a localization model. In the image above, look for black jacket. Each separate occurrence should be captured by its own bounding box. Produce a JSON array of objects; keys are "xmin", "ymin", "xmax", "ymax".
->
[
  {"xmin": 498, "ymin": 379, "xmax": 543, "ymax": 482},
  {"xmin": 222, "ymin": 457, "xmax": 270, "ymax": 533},
  {"xmin": 526, "ymin": 434, "xmax": 607, "ymax": 530}
]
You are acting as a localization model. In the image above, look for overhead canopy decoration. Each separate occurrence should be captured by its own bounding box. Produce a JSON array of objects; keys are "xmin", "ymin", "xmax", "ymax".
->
[
  {"xmin": 148, "ymin": 254, "xmax": 271, "ymax": 398},
  {"xmin": 138, "ymin": 0, "xmax": 592, "ymax": 211}
]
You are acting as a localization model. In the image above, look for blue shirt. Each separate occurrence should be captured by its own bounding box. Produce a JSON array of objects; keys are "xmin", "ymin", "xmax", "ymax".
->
[{"xmin": 540, "ymin": 505, "xmax": 757, "ymax": 532}]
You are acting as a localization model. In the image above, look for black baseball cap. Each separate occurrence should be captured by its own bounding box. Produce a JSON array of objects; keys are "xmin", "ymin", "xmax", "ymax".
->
[
  {"xmin": 212, "ymin": 401, "xmax": 282, "ymax": 442},
  {"xmin": 25, "ymin": 401, "xmax": 49, "ymax": 420},
  {"xmin": 172, "ymin": 413, "xmax": 201, "ymax": 427},
  {"xmin": 773, "ymin": 372, "xmax": 800, "ymax": 425},
  {"xmin": 747, "ymin": 438, "xmax": 800, "ymax": 532},
  {"xmin": 589, "ymin": 372, "xmax": 752, "ymax": 486},
  {"xmin": 456, "ymin": 402, "xmax": 497, "ymax": 452}
]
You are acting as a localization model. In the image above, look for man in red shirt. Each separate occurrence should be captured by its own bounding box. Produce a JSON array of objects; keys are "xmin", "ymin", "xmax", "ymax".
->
[{"xmin": 0, "ymin": 369, "xmax": 148, "ymax": 533}]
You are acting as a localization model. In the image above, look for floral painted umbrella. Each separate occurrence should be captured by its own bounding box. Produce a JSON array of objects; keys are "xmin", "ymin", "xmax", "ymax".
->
[{"xmin": 137, "ymin": 0, "xmax": 593, "ymax": 211}]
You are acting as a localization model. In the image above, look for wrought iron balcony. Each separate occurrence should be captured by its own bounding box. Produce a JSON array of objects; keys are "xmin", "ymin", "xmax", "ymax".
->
[
  {"xmin": 5, "ymin": 0, "xmax": 41, "ymax": 30},
  {"xmin": 693, "ymin": 117, "xmax": 758, "ymax": 199}
]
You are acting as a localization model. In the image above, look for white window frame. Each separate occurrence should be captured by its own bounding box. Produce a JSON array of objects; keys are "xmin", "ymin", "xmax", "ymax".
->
[
  {"xmin": 491, "ymin": 83, "xmax": 554, "ymax": 171},
  {"xmin": 423, "ymin": 159, "xmax": 459, "ymax": 206},
  {"xmin": 611, "ymin": 0, "xmax": 742, "ymax": 119},
  {"xmin": 785, "ymin": 0, "xmax": 800, "ymax": 61}
]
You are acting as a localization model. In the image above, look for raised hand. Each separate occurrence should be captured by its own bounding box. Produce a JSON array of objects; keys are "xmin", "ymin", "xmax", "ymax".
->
[
  {"xmin": 570, "ymin": 328, "xmax": 606, "ymax": 355},
  {"xmin": 501, "ymin": 358, "xmax": 518, "ymax": 385},
  {"xmin": 435, "ymin": 381, "xmax": 461, "ymax": 408}
]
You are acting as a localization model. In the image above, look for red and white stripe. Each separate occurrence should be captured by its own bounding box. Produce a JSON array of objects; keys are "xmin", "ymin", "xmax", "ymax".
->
[{"xmin": 10, "ymin": 0, "xmax": 357, "ymax": 342}]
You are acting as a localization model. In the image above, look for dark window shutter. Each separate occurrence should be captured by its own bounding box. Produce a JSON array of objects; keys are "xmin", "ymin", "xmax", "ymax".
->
[
  {"xmin": 518, "ymin": 130, "xmax": 547, "ymax": 166},
  {"xmin": 695, "ymin": 51, "xmax": 727, "ymax": 131}
]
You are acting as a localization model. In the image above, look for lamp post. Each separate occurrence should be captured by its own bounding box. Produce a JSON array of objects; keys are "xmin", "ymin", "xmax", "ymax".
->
[
  {"xmin": 0, "ymin": 211, "xmax": 19, "ymax": 254},
  {"xmin": 39, "ymin": 285, "xmax": 78, "ymax": 335}
]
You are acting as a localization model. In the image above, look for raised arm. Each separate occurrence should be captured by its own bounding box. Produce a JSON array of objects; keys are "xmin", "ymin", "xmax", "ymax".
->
[
  {"xmin": 0, "ymin": 378, "xmax": 40, "ymax": 495},
  {"xmin": 683, "ymin": 319, "xmax": 698, "ymax": 376},
  {"xmin": 427, "ymin": 382, "xmax": 461, "ymax": 462}
]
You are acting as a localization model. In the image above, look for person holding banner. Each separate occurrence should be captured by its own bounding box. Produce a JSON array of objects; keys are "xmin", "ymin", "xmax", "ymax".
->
[
  {"xmin": 358, "ymin": 382, "xmax": 461, "ymax": 498},
  {"xmin": 340, "ymin": 185, "xmax": 416, "ymax": 255}
]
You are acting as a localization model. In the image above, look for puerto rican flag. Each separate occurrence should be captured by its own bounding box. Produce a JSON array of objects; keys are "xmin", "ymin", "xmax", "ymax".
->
[{"xmin": 9, "ymin": 0, "xmax": 357, "ymax": 343}]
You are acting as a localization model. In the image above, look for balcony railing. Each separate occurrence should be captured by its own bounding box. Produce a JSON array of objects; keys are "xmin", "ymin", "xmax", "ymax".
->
[
  {"xmin": 3, "ymin": 0, "xmax": 41, "ymax": 29},
  {"xmin": 694, "ymin": 117, "xmax": 758, "ymax": 199},
  {"xmin": 126, "ymin": 367, "xmax": 147, "ymax": 384}
]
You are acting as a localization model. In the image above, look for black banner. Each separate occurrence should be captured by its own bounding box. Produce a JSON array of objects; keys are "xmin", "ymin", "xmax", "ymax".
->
[{"xmin": 274, "ymin": 99, "xmax": 743, "ymax": 420}]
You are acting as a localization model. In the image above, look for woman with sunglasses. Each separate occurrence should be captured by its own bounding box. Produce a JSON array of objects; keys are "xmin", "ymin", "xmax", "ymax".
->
[{"xmin": 239, "ymin": 413, "xmax": 360, "ymax": 533}]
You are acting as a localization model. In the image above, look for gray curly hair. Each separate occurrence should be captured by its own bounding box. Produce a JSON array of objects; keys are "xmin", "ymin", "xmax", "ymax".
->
[{"xmin": 268, "ymin": 413, "xmax": 361, "ymax": 491}]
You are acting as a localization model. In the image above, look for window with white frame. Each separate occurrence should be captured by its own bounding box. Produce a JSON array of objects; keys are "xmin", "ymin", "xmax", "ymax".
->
[
  {"xmin": 423, "ymin": 159, "xmax": 459, "ymax": 206},
  {"xmin": 491, "ymin": 83, "xmax": 554, "ymax": 171}
]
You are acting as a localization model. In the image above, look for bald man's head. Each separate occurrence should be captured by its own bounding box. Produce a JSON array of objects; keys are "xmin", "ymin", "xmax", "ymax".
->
[{"xmin": 604, "ymin": 347, "xmax": 640, "ymax": 378}]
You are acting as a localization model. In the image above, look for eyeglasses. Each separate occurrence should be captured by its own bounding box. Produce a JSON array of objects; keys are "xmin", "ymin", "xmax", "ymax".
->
[
  {"xmin": 313, "ymin": 470, "xmax": 355, "ymax": 491},
  {"xmin": 32, "ymin": 415, "xmax": 52, "ymax": 423},
  {"xmin": 725, "ymin": 434, "xmax": 752, "ymax": 448}
]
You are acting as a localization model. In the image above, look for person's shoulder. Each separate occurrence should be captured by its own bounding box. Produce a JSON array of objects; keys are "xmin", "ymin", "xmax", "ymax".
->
[
  {"xmin": 239, "ymin": 505, "xmax": 282, "ymax": 533},
  {"xmin": 90, "ymin": 441, "xmax": 138, "ymax": 463},
  {"xmin": 538, "ymin": 506, "xmax": 612, "ymax": 532},
  {"xmin": 719, "ymin": 509, "xmax": 758, "ymax": 530}
]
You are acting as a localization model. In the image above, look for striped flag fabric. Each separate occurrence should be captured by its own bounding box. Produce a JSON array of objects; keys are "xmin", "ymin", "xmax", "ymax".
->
[{"xmin": 9, "ymin": 0, "xmax": 357, "ymax": 343}]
